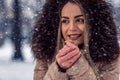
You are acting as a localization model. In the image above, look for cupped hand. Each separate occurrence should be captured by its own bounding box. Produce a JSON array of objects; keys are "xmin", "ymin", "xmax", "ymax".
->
[{"xmin": 56, "ymin": 41, "xmax": 81, "ymax": 69}]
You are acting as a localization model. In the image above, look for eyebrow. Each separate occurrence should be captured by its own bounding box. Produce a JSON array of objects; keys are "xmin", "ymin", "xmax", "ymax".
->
[
  {"xmin": 74, "ymin": 15, "xmax": 83, "ymax": 18},
  {"xmin": 61, "ymin": 15, "xmax": 84, "ymax": 19},
  {"xmin": 61, "ymin": 16, "xmax": 69, "ymax": 19}
]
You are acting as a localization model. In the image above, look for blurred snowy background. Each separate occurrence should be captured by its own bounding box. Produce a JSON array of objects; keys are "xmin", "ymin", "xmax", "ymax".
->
[
  {"xmin": 0, "ymin": 0, "xmax": 45, "ymax": 80},
  {"xmin": 0, "ymin": 0, "xmax": 119, "ymax": 80}
]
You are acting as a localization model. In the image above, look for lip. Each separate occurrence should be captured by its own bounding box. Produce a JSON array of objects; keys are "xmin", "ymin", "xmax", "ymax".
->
[{"xmin": 67, "ymin": 34, "xmax": 81, "ymax": 40}]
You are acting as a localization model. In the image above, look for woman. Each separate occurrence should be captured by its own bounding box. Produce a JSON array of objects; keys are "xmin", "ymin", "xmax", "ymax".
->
[{"xmin": 32, "ymin": 0, "xmax": 119, "ymax": 80}]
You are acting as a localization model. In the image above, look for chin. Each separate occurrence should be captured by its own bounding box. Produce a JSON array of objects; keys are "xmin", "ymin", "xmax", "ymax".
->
[
  {"xmin": 73, "ymin": 40, "xmax": 83, "ymax": 45},
  {"xmin": 72, "ymin": 41, "xmax": 82, "ymax": 46},
  {"xmin": 74, "ymin": 42, "xmax": 79, "ymax": 46}
]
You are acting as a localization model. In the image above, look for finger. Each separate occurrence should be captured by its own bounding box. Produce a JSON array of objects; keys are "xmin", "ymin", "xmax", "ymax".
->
[
  {"xmin": 65, "ymin": 41, "xmax": 77, "ymax": 49},
  {"xmin": 66, "ymin": 41, "xmax": 81, "ymax": 54},
  {"xmin": 65, "ymin": 40, "xmax": 77, "ymax": 46},
  {"xmin": 60, "ymin": 49, "xmax": 79, "ymax": 62},
  {"xmin": 56, "ymin": 49, "xmax": 76, "ymax": 64},
  {"xmin": 58, "ymin": 50, "xmax": 78, "ymax": 64},
  {"xmin": 56, "ymin": 47, "xmax": 77, "ymax": 67},
  {"xmin": 57, "ymin": 45, "xmax": 75, "ymax": 57},
  {"xmin": 61, "ymin": 52, "xmax": 81, "ymax": 69},
  {"xmin": 56, "ymin": 45, "xmax": 69, "ymax": 57},
  {"xmin": 58, "ymin": 49, "xmax": 81, "ymax": 65}
]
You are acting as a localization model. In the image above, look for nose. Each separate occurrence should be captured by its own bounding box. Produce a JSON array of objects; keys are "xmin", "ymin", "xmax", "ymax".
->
[{"xmin": 69, "ymin": 21, "xmax": 77, "ymax": 31}]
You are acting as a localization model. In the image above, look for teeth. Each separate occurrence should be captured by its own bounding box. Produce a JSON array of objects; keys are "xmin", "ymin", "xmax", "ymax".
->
[
  {"xmin": 70, "ymin": 35, "xmax": 79, "ymax": 38},
  {"xmin": 69, "ymin": 34, "xmax": 80, "ymax": 40}
]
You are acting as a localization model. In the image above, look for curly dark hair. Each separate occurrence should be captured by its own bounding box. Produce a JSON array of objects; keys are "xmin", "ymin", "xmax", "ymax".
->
[{"xmin": 32, "ymin": 0, "xmax": 119, "ymax": 62}]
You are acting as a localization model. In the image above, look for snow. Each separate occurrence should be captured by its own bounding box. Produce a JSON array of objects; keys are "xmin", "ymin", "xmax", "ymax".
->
[
  {"xmin": 110, "ymin": 0, "xmax": 120, "ymax": 7},
  {"xmin": 0, "ymin": 39, "xmax": 14, "ymax": 61},
  {"xmin": 0, "ymin": 39, "xmax": 35, "ymax": 80},
  {"xmin": 113, "ymin": 0, "xmax": 120, "ymax": 7},
  {"xmin": 0, "ymin": 62, "xmax": 35, "ymax": 80},
  {"xmin": 0, "ymin": 38, "xmax": 34, "ymax": 62}
]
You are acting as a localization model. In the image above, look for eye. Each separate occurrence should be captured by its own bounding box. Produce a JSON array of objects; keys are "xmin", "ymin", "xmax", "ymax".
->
[
  {"xmin": 75, "ymin": 18, "xmax": 84, "ymax": 24},
  {"xmin": 61, "ymin": 19, "xmax": 69, "ymax": 24}
]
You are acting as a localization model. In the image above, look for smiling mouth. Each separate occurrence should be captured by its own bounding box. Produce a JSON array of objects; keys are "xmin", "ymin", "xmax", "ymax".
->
[{"xmin": 68, "ymin": 34, "xmax": 81, "ymax": 40}]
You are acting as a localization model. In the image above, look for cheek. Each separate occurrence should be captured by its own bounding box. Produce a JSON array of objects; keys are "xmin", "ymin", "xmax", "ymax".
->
[
  {"xmin": 77, "ymin": 35, "xmax": 84, "ymax": 45},
  {"xmin": 78, "ymin": 25, "xmax": 85, "ymax": 32}
]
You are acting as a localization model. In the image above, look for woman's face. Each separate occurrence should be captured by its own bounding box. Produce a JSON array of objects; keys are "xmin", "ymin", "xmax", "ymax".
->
[{"xmin": 61, "ymin": 2, "xmax": 85, "ymax": 46}]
